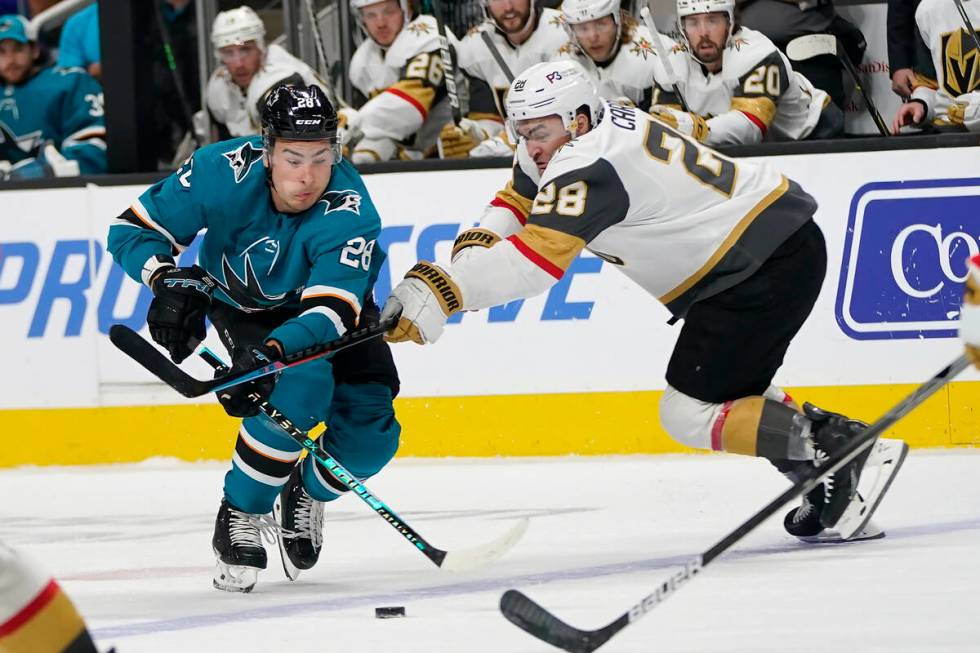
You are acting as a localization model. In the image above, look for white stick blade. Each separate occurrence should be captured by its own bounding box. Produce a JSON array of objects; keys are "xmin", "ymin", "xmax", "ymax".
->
[
  {"xmin": 786, "ymin": 34, "xmax": 837, "ymax": 62},
  {"xmin": 440, "ymin": 518, "xmax": 529, "ymax": 572}
]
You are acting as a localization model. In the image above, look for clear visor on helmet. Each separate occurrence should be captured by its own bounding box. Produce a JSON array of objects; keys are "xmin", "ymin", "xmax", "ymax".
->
[
  {"xmin": 269, "ymin": 136, "xmax": 343, "ymax": 165},
  {"xmin": 505, "ymin": 113, "xmax": 573, "ymax": 145},
  {"xmin": 216, "ymin": 40, "xmax": 262, "ymax": 63}
]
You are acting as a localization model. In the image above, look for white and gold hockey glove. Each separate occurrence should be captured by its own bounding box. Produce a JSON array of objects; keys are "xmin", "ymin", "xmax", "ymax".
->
[
  {"xmin": 381, "ymin": 262, "xmax": 463, "ymax": 344},
  {"xmin": 947, "ymin": 93, "xmax": 980, "ymax": 131},
  {"xmin": 437, "ymin": 118, "xmax": 492, "ymax": 159},
  {"xmin": 649, "ymin": 105, "xmax": 710, "ymax": 142},
  {"xmin": 959, "ymin": 254, "xmax": 980, "ymax": 368}
]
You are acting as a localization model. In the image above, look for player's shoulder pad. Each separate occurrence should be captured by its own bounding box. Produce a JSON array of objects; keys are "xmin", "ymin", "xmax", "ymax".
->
[
  {"xmin": 538, "ymin": 7, "xmax": 568, "ymax": 38},
  {"xmin": 387, "ymin": 15, "xmax": 445, "ymax": 65},
  {"xmin": 196, "ymin": 136, "xmax": 267, "ymax": 185},
  {"xmin": 724, "ymin": 28, "xmax": 783, "ymax": 78},
  {"xmin": 539, "ymin": 125, "xmax": 605, "ymax": 188},
  {"xmin": 42, "ymin": 65, "xmax": 98, "ymax": 91}
]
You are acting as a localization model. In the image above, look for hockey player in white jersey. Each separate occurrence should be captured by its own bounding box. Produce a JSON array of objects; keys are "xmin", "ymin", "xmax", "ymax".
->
[
  {"xmin": 557, "ymin": 0, "xmax": 668, "ymax": 110},
  {"xmin": 891, "ymin": 0, "xmax": 980, "ymax": 133},
  {"xmin": 206, "ymin": 6, "xmax": 326, "ymax": 139},
  {"xmin": 440, "ymin": 0, "xmax": 566, "ymax": 158},
  {"xmin": 383, "ymin": 60, "xmax": 907, "ymax": 542},
  {"xmin": 345, "ymin": 0, "xmax": 452, "ymax": 162},
  {"xmin": 650, "ymin": 0, "xmax": 843, "ymax": 146}
]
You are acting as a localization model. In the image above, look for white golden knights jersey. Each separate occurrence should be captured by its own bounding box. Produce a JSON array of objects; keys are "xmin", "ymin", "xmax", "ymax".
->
[
  {"xmin": 206, "ymin": 44, "xmax": 325, "ymax": 138},
  {"xmin": 450, "ymin": 102, "xmax": 816, "ymax": 318},
  {"xmin": 348, "ymin": 14, "xmax": 452, "ymax": 157},
  {"xmin": 557, "ymin": 25, "xmax": 668, "ymax": 111},
  {"xmin": 454, "ymin": 8, "xmax": 567, "ymax": 133},
  {"xmin": 654, "ymin": 27, "xmax": 829, "ymax": 146},
  {"xmin": 910, "ymin": 0, "xmax": 980, "ymax": 130}
]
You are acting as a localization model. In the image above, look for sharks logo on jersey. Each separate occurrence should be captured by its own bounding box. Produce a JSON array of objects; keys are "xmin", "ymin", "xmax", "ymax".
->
[
  {"xmin": 213, "ymin": 251, "xmax": 300, "ymax": 312},
  {"xmin": 0, "ymin": 120, "xmax": 43, "ymax": 157},
  {"xmin": 317, "ymin": 189, "xmax": 362, "ymax": 216},
  {"xmin": 223, "ymin": 141, "xmax": 265, "ymax": 184}
]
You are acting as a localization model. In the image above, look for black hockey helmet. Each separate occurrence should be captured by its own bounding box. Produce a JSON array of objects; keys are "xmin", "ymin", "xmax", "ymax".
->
[{"xmin": 261, "ymin": 82, "xmax": 339, "ymax": 147}]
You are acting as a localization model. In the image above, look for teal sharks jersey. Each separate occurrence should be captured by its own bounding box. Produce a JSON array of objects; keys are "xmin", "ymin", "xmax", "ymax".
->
[
  {"xmin": 0, "ymin": 65, "xmax": 107, "ymax": 174},
  {"xmin": 107, "ymin": 136, "xmax": 385, "ymax": 355}
]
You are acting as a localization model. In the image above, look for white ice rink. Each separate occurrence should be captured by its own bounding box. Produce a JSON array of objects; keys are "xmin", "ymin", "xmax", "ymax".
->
[{"xmin": 2, "ymin": 450, "xmax": 979, "ymax": 652}]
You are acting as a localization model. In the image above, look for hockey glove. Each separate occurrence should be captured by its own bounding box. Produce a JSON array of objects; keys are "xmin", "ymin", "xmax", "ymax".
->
[
  {"xmin": 215, "ymin": 343, "xmax": 281, "ymax": 417},
  {"xmin": 947, "ymin": 93, "xmax": 980, "ymax": 131},
  {"xmin": 147, "ymin": 265, "xmax": 215, "ymax": 363},
  {"xmin": 959, "ymin": 255, "xmax": 980, "ymax": 368},
  {"xmin": 649, "ymin": 106, "xmax": 710, "ymax": 142},
  {"xmin": 437, "ymin": 119, "xmax": 491, "ymax": 159},
  {"xmin": 381, "ymin": 262, "xmax": 462, "ymax": 345}
]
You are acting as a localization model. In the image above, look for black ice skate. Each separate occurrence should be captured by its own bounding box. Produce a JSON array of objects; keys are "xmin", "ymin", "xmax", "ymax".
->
[
  {"xmin": 212, "ymin": 498, "xmax": 277, "ymax": 593},
  {"xmin": 273, "ymin": 467, "xmax": 325, "ymax": 581},
  {"xmin": 785, "ymin": 481, "xmax": 885, "ymax": 542},
  {"xmin": 804, "ymin": 403, "xmax": 872, "ymax": 530}
]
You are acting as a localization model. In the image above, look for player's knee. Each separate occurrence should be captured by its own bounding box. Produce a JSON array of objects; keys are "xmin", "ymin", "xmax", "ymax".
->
[
  {"xmin": 325, "ymin": 384, "xmax": 401, "ymax": 478},
  {"xmin": 659, "ymin": 385, "xmax": 724, "ymax": 451}
]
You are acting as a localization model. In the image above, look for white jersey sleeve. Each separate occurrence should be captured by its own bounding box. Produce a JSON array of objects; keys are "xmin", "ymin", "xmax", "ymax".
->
[{"xmin": 914, "ymin": 0, "xmax": 980, "ymax": 129}]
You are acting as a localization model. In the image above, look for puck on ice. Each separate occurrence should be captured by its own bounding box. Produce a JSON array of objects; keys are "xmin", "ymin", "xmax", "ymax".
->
[{"xmin": 375, "ymin": 606, "xmax": 406, "ymax": 619}]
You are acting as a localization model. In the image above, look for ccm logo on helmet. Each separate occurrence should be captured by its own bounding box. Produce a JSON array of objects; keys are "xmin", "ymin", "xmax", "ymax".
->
[
  {"xmin": 545, "ymin": 71, "xmax": 564, "ymax": 83},
  {"xmin": 295, "ymin": 119, "xmax": 322, "ymax": 125}
]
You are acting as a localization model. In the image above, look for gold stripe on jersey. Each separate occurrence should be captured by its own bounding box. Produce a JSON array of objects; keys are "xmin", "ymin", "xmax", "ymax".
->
[
  {"xmin": 911, "ymin": 72, "xmax": 939, "ymax": 91},
  {"xmin": 468, "ymin": 111, "xmax": 504, "ymax": 123},
  {"xmin": 387, "ymin": 78, "xmax": 436, "ymax": 114},
  {"xmin": 494, "ymin": 180, "xmax": 534, "ymax": 222},
  {"xmin": 518, "ymin": 224, "xmax": 587, "ymax": 274},
  {"xmin": 731, "ymin": 96, "xmax": 777, "ymax": 128},
  {"xmin": 660, "ymin": 176, "xmax": 789, "ymax": 305},
  {"xmin": 0, "ymin": 583, "xmax": 87, "ymax": 653},
  {"xmin": 720, "ymin": 397, "xmax": 766, "ymax": 456}
]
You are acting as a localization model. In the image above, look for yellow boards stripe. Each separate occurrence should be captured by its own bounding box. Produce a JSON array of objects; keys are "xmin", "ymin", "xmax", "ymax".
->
[{"xmin": 0, "ymin": 382, "xmax": 978, "ymax": 467}]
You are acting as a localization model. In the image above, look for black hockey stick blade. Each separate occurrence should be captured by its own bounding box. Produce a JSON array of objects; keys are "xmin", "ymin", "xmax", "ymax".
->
[
  {"xmin": 501, "ymin": 590, "xmax": 622, "ymax": 653},
  {"xmin": 109, "ymin": 316, "xmax": 398, "ymax": 398},
  {"xmin": 500, "ymin": 354, "xmax": 969, "ymax": 651}
]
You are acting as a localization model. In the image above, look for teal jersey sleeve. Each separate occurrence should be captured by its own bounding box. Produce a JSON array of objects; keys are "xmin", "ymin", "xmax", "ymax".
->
[
  {"xmin": 268, "ymin": 161, "xmax": 385, "ymax": 353},
  {"xmin": 107, "ymin": 150, "xmax": 207, "ymax": 285},
  {"xmin": 56, "ymin": 68, "xmax": 107, "ymax": 174}
]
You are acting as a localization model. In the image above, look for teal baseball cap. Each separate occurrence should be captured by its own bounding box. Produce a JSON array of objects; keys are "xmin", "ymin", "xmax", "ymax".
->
[{"xmin": 0, "ymin": 15, "xmax": 36, "ymax": 44}]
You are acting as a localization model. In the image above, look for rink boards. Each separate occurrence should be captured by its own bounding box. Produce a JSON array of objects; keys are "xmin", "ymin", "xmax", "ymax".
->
[{"xmin": 1, "ymin": 145, "xmax": 980, "ymax": 466}]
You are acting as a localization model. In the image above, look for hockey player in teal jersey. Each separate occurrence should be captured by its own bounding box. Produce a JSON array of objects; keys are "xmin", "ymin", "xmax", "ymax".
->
[
  {"xmin": 107, "ymin": 83, "xmax": 401, "ymax": 592},
  {"xmin": 0, "ymin": 15, "xmax": 106, "ymax": 179}
]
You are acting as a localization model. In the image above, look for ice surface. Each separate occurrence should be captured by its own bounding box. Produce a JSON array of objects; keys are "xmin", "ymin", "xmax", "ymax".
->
[{"xmin": 2, "ymin": 450, "xmax": 978, "ymax": 652}]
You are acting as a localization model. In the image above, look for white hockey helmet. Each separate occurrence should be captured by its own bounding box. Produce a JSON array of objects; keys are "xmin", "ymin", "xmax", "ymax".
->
[
  {"xmin": 675, "ymin": 0, "xmax": 734, "ymax": 62},
  {"xmin": 561, "ymin": 0, "xmax": 622, "ymax": 59},
  {"xmin": 211, "ymin": 6, "xmax": 266, "ymax": 54},
  {"xmin": 350, "ymin": 0, "xmax": 411, "ymax": 41},
  {"xmin": 504, "ymin": 60, "xmax": 602, "ymax": 141}
]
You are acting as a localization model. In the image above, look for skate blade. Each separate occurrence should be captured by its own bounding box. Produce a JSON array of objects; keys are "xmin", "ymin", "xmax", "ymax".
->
[
  {"xmin": 797, "ymin": 520, "xmax": 884, "ymax": 544},
  {"xmin": 273, "ymin": 497, "xmax": 301, "ymax": 582},
  {"xmin": 834, "ymin": 439, "xmax": 909, "ymax": 540},
  {"xmin": 213, "ymin": 553, "xmax": 260, "ymax": 593}
]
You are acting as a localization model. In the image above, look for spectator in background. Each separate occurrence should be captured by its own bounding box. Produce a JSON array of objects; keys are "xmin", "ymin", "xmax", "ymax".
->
[
  {"xmin": 151, "ymin": 0, "xmax": 199, "ymax": 168},
  {"xmin": 649, "ymin": 0, "xmax": 842, "ymax": 146},
  {"xmin": 57, "ymin": 2, "xmax": 99, "ymax": 79},
  {"xmin": 343, "ymin": 0, "xmax": 452, "ymax": 163},
  {"xmin": 0, "ymin": 15, "xmax": 106, "ymax": 179},
  {"xmin": 206, "ymin": 6, "xmax": 327, "ymax": 140},
  {"xmin": 738, "ymin": 0, "xmax": 866, "ymax": 111}
]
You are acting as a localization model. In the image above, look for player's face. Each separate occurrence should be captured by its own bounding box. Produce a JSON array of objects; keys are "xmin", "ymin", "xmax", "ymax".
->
[
  {"xmin": 361, "ymin": 0, "xmax": 404, "ymax": 47},
  {"xmin": 571, "ymin": 15, "xmax": 618, "ymax": 63},
  {"xmin": 218, "ymin": 42, "xmax": 264, "ymax": 88},
  {"xmin": 515, "ymin": 115, "xmax": 571, "ymax": 175},
  {"xmin": 681, "ymin": 12, "xmax": 729, "ymax": 65},
  {"xmin": 267, "ymin": 140, "xmax": 336, "ymax": 213},
  {"xmin": 0, "ymin": 40, "xmax": 37, "ymax": 85},
  {"xmin": 487, "ymin": 0, "xmax": 532, "ymax": 35}
]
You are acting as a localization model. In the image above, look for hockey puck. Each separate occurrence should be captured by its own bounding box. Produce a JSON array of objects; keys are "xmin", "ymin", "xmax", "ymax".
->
[{"xmin": 375, "ymin": 606, "xmax": 406, "ymax": 619}]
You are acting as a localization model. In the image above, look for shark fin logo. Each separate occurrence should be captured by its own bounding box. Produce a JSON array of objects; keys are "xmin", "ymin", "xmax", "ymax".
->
[
  {"xmin": 222, "ymin": 141, "xmax": 265, "ymax": 184},
  {"xmin": 318, "ymin": 189, "xmax": 362, "ymax": 216}
]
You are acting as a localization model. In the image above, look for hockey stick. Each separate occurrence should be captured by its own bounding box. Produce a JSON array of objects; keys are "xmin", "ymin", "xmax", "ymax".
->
[
  {"xmin": 952, "ymin": 0, "xmax": 980, "ymax": 66},
  {"xmin": 785, "ymin": 34, "xmax": 890, "ymax": 137},
  {"xmin": 301, "ymin": 0, "xmax": 342, "ymax": 110},
  {"xmin": 479, "ymin": 31, "xmax": 515, "ymax": 83},
  {"xmin": 500, "ymin": 354, "xmax": 969, "ymax": 652},
  {"xmin": 152, "ymin": 0, "xmax": 201, "ymax": 148},
  {"xmin": 431, "ymin": 0, "xmax": 463, "ymax": 125},
  {"xmin": 108, "ymin": 317, "xmax": 397, "ymax": 398},
  {"xmin": 198, "ymin": 348, "xmax": 529, "ymax": 571},
  {"xmin": 639, "ymin": 7, "xmax": 690, "ymax": 112}
]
